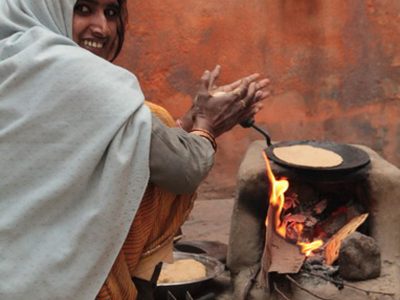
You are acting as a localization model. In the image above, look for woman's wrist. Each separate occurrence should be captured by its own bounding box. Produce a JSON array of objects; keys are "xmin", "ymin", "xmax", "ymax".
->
[
  {"xmin": 191, "ymin": 117, "xmax": 216, "ymax": 137},
  {"xmin": 176, "ymin": 107, "xmax": 195, "ymax": 132},
  {"xmin": 190, "ymin": 128, "xmax": 217, "ymax": 151}
]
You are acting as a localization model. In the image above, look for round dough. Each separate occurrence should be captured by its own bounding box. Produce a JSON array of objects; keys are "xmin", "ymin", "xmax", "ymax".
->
[
  {"xmin": 273, "ymin": 145, "xmax": 343, "ymax": 168},
  {"xmin": 157, "ymin": 258, "xmax": 207, "ymax": 284}
]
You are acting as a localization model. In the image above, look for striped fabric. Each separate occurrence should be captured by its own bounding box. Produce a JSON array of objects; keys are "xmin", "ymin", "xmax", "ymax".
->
[{"xmin": 96, "ymin": 102, "xmax": 195, "ymax": 300}]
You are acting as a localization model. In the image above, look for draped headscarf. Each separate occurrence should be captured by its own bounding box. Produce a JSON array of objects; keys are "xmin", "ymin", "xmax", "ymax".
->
[{"xmin": 0, "ymin": 0, "xmax": 152, "ymax": 299}]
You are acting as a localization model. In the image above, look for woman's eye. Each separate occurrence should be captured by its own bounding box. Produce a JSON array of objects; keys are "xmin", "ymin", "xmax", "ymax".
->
[
  {"xmin": 74, "ymin": 4, "xmax": 90, "ymax": 14},
  {"xmin": 105, "ymin": 7, "xmax": 120, "ymax": 18}
]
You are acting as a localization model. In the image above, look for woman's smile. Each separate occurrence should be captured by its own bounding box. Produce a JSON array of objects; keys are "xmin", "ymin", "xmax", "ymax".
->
[
  {"xmin": 82, "ymin": 39, "xmax": 105, "ymax": 49},
  {"xmin": 79, "ymin": 38, "xmax": 107, "ymax": 57}
]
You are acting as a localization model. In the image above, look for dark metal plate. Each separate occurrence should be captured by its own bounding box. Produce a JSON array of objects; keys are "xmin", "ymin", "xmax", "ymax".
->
[
  {"xmin": 265, "ymin": 140, "xmax": 370, "ymax": 173},
  {"xmin": 155, "ymin": 251, "xmax": 224, "ymax": 299},
  {"xmin": 156, "ymin": 251, "xmax": 224, "ymax": 286}
]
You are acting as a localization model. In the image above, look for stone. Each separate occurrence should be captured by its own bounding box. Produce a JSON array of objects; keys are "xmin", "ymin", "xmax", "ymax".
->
[{"xmin": 338, "ymin": 231, "xmax": 381, "ymax": 281}]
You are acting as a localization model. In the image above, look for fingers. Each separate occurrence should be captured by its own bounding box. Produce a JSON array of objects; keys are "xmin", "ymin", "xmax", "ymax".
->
[
  {"xmin": 198, "ymin": 68, "xmax": 270, "ymax": 112},
  {"xmin": 239, "ymin": 102, "xmax": 264, "ymax": 124},
  {"xmin": 254, "ymin": 102, "xmax": 264, "ymax": 113},
  {"xmin": 224, "ymin": 73, "xmax": 260, "ymax": 92},
  {"xmin": 233, "ymin": 76, "xmax": 270, "ymax": 100},
  {"xmin": 208, "ymin": 65, "xmax": 221, "ymax": 90},
  {"xmin": 245, "ymin": 78, "xmax": 270, "ymax": 101},
  {"xmin": 245, "ymin": 73, "xmax": 261, "ymax": 84},
  {"xmin": 236, "ymin": 80, "xmax": 269, "ymax": 122},
  {"xmin": 240, "ymin": 78, "xmax": 271, "ymax": 105},
  {"xmin": 199, "ymin": 70, "xmax": 211, "ymax": 95},
  {"xmin": 199, "ymin": 65, "xmax": 221, "ymax": 98},
  {"xmin": 258, "ymin": 90, "xmax": 271, "ymax": 100},
  {"xmin": 232, "ymin": 76, "xmax": 256, "ymax": 99},
  {"xmin": 237, "ymin": 80, "xmax": 258, "ymax": 108},
  {"xmin": 255, "ymin": 78, "xmax": 270, "ymax": 91}
]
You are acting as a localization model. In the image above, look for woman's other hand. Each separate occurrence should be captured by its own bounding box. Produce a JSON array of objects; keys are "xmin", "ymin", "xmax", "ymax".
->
[{"xmin": 191, "ymin": 65, "xmax": 270, "ymax": 138}]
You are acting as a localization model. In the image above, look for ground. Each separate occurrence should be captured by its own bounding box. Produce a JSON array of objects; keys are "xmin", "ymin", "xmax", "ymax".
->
[{"xmin": 181, "ymin": 197, "xmax": 234, "ymax": 245}]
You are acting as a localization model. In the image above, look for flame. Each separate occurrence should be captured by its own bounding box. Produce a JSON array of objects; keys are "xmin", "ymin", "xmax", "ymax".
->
[
  {"xmin": 263, "ymin": 153, "xmax": 289, "ymax": 238},
  {"xmin": 262, "ymin": 152, "xmax": 323, "ymax": 256},
  {"xmin": 298, "ymin": 240, "xmax": 324, "ymax": 256}
]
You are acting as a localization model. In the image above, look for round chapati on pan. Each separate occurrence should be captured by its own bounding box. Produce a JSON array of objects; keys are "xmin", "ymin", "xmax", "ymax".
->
[{"xmin": 272, "ymin": 144, "xmax": 343, "ymax": 168}]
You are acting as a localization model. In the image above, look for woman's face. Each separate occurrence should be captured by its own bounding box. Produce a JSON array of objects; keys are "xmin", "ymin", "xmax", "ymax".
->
[{"xmin": 73, "ymin": 0, "xmax": 121, "ymax": 61}]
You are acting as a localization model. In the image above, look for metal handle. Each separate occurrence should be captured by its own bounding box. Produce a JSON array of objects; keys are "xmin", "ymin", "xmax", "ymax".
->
[
  {"xmin": 240, "ymin": 118, "xmax": 255, "ymax": 128},
  {"xmin": 240, "ymin": 118, "xmax": 272, "ymax": 146}
]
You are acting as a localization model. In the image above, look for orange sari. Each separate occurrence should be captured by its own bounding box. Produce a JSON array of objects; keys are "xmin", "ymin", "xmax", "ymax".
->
[{"xmin": 96, "ymin": 102, "xmax": 195, "ymax": 299}]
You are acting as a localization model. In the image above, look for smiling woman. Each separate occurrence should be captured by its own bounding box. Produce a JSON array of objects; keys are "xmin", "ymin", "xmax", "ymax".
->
[
  {"xmin": 73, "ymin": 0, "xmax": 127, "ymax": 61},
  {"xmin": 0, "ymin": 0, "xmax": 270, "ymax": 299}
]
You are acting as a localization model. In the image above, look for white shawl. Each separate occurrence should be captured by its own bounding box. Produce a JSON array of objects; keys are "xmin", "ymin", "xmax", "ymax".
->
[{"xmin": 0, "ymin": 0, "xmax": 151, "ymax": 299}]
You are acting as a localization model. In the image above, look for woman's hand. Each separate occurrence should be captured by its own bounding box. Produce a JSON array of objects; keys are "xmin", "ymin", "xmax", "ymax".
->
[{"xmin": 190, "ymin": 65, "xmax": 270, "ymax": 138}]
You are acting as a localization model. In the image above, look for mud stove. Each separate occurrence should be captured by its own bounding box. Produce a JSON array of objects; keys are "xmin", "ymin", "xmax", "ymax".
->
[{"xmin": 227, "ymin": 141, "xmax": 400, "ymax": 300}]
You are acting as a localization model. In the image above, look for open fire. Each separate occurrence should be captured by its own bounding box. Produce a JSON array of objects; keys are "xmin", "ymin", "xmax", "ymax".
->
[
  {"xmin": 261, "ymin": 151, "xmax": 370, "ymax": 275},
  {"xmin": 263, "ymin": 152, "xmax": 324, "ymax": 257}
]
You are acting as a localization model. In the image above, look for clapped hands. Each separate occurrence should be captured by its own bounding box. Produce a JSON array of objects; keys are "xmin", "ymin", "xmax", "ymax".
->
[{"xmin": 189, "ymin": 65, "xmax": 270, "ymax": 138}]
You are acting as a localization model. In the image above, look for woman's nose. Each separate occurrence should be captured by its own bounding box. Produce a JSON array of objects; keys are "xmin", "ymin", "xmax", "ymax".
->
[{"xmin": 90, "ymin": 13, "xmax": 110, "ymax": 37}]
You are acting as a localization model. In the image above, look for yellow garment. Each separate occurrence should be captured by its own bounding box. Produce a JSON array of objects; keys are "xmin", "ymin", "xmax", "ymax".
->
[{"xmin": 96, "ymin": 102, "xmax": 195, "ymax": 300}]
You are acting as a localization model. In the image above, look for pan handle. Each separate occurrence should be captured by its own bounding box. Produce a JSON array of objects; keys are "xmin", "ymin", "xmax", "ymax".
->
[{"xmin": 240, "ymin": 119, "xmax": 272, "ymax": 146}]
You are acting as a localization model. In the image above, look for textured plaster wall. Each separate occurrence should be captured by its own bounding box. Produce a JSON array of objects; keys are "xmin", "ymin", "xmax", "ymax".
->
[{"xmin": 116, "ymin": 0, "xmax": 400, "ymax": 197}]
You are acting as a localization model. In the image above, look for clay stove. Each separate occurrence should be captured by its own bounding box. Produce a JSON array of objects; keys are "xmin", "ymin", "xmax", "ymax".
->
[{"xmin": 227, "ymin": 140, "xmax": 400, "ymax": 300}]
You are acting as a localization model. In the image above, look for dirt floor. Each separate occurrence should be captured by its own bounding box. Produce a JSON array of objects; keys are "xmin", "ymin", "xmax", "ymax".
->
[{"xmin": 181, "ymin": 197, "xmax": 234, "ymax": 245}]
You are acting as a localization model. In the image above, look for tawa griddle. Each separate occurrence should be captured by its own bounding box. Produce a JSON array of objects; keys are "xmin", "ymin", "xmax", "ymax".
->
[
  {"xmin": 265, "ymin": 140, "xmax": 370, "ymax": 173},
  {"xmin": 241, "ymin": 120, "xmax": 370, "ymax": 174}
]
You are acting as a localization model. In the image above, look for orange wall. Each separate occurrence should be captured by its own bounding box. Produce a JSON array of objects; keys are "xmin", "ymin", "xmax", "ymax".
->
[{"xmin": 116, "ymin": 0, "xmax": 400, "ymax": 197}]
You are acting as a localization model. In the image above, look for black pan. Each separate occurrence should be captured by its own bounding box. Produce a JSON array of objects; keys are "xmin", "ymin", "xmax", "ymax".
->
[
  {"xmin": 265, "ymin": 140, "xmax": 370, "ymax": 173},
  {"xmin": 241, "ymin": 120, "xmax": 370, "ymax": 173}
]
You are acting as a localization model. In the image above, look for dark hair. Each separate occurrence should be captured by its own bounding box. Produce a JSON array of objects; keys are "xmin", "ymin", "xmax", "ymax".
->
[{"xmin": 110, "ymin": 0, "xmax": 128, "ymax": 61}]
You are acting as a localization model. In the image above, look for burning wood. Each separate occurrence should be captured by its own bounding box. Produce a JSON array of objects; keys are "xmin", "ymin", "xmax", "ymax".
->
[
  {"xmin": 313, "ymin": 199, "xmax": 328, "ymax": 214},
  {"xmin": 282, "ymin": 213, "xmax": 318, "ymax": 243},
  {"xmin": 325, "ymin": 213, "xmax": 368, "ymax": 265},
  {"xmin": 283, "ymin": 192, "xmax": 299, "ymax": 210}
]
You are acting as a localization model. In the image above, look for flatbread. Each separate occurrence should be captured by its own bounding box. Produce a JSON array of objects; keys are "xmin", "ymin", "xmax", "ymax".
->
[
  {"xmin": 273, "ymin": 145, "xmax": 343, "ymax": 168},
  {"xmin": 157, "ymin": 258, "xmax": 207, "ymax": 284}
]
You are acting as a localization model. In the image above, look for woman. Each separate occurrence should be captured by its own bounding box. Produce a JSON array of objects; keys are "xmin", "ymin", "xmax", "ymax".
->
[{"xmin": 0, "ymin": 0, "xmax": 269, "ymax": 299}]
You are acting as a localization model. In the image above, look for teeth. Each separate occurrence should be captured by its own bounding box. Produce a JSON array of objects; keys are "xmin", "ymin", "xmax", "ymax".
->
[{"xmin": 83, "ymin": 40, "xmax": 103, "ymax": 49}]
